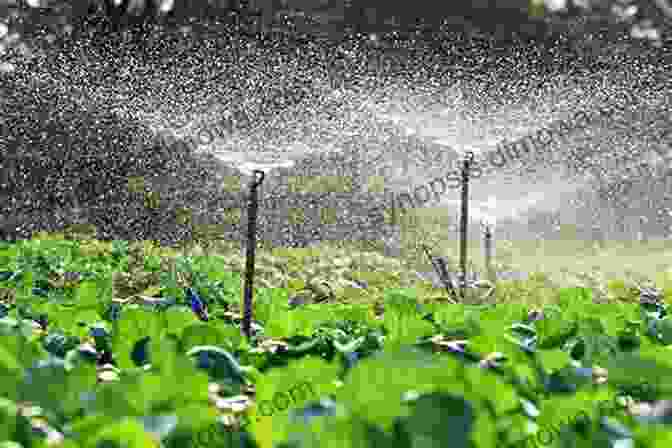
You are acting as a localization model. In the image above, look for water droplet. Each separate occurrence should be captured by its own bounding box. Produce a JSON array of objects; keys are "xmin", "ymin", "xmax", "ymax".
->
[{"xmin": 0, "ymin": 62, "xmax": 15, "ymax": 73}]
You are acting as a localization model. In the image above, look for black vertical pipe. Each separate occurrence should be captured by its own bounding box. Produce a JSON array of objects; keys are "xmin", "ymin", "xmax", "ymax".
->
[
  {"xmin": 459, "ymin": 151, "xmax": 474, "ymax": 300},
  {"xmin": 242, "ymin": 169, "xmax": 265, "ymax": 339},
  {"xmin": 483, "ymin": 221, "xmax": 494, "ymax": 284}
]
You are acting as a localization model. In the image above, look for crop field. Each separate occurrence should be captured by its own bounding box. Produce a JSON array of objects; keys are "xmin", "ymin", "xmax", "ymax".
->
[
  {"xmin": 1, "ymin": 228, "xmax": 672, "ymax": 448},
  {"xmin": 1, "ymin": 1, "xmax": 671, "ymax": 447}
]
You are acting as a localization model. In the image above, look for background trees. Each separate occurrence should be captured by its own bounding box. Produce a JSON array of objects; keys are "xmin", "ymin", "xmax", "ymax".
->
[{"xmin": 0, "ymin": 0, "xmax": 669, "ymax": 75}]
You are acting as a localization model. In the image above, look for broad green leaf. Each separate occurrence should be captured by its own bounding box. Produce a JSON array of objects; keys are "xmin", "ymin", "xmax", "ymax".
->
[
  {"xmin": 61, "ymin": 363, "xmax": 98, "ymax": 418},
  {"xmin": 0, "ymin": 344, "xmax": 21, "ymax": 374},
  {"xmin": 1, "ymin": 334, "xmax": 45, "ymax": 374},
  {"xmin": 537, "ymin": 349, "xmax": 573, "ymax": 373},
  {"xmin": 112, "ymin": 308, "xmax": 164, "ymax": 370},
  {"xmin": 337, "ymin": 347, "xmax": 472, "ymax": 432},
  {"xmin": 536, "ymin": 319, "xmax": 578, "ymax": 350},
  {"xmin": 633, "ymin": 424, "xmax": 672, "ymax": 447},
  {"xmin": 19, "ymin": 360, "xmax": 69, "ymax": 414},
  {"xmin": 383, "ymin": 312, "xmax": 434, "ymax": 346},
  {"xmin": 281, "ymin": 414, "xmax": 391, "ymax": 448},
  {"xmin": 656, "ymin": 318, "xmax": 672, "ymax": 345},
  {"xmin": 251, "ymin": 356, "xmax": 339, "ymax": 448},
  {"xmin": 88, "ymin": 417, "xmax": 159, "ymax": 448},
  {"xmin": 602, "ymin": 353, "xmax": 672, "ymax": 399},
  {"xmin": 400, "ymin": 393, "xmax": 475, "ymax": 448},
  {"xmin": 181, "ymin": 324, "xmax": 231, "ymax": 353},
  {"xmin": 161, "ymin": 308, "xmax": 199, "ymax": 337},
  {"xmin": 0, "ymin": 397, "xmax": 20, "ymax": 442},
  {"xmin": 556, "ymin": 287, "xmax": 593, "ymax": 307},
  {"xmin": 252, "ymin": 288, "xmax": 287, "ymax": 326},
  {"xmin": 383, "ymin": 288, "xmax": 419, "ymax": 315},
  {"xmin": 150, "ymin": 337, "xmax": 210, "ymax": 405},
  {"xmin": 74, "ymin": 309, "xmax": 100, "ymax": 327},
  {"xmin": 139, "ymin": 414, "xmax": 178, "ymax": 441},
  {"xmin": 333, "ymin": 336, "xmax": 365, "ymax": 354},
  {"xmin": 69, "ymin": 414, "xmax": 119, "ymax": 446},
  {"xmin": 86, "ymin": 383, "xmax": 140, "ymax": 420},
  {"xmin": 186, "ymin": 346, "xmax": 246, "ymax": 387},
  {"xmin": 75, "ymin": 281, "xmax": 99, "ymax": 310}
]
